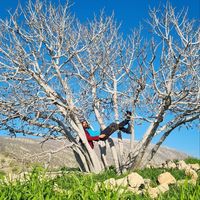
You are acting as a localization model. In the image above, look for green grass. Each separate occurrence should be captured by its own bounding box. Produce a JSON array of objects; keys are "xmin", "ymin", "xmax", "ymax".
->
[
  {"xmin": 0, "ymin": 168, "xmax": 128, "ymax": 200},
  {"xmin": 157, "ymin": 180, "xmax": 200, "ymax": 200},
  {"xmin": 0, "ymin": 159, "xmax": 199, "ymax": 200},
  {"xmin": 0, "ymin": 171, "xmax": 6, "ymax": 180},
  {"xmin": 184, "ymin": 157, "xmax": 200, "ymax": 165},
  {"xmin": 136, "ymin": 167, "xmax": 189, "ymax": 187}
]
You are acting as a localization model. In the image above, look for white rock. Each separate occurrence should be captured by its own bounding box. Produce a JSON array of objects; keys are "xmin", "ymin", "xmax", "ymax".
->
[
  {"xmin": 188, "ymin": 163, "xmax": 200, "ymax": 171},
  {"xmin": 118, "ymin": 188, "xmax": 126, "ymax": 194},
  {"xmin": 177, "ymin": 160, "xmax": 189, "ymax": 170},
  {"xmin": 185, "ymin": 168, "xmax": 198, "ymax": 180},
  {"xmin": 144, "ymin": 178, "xmax": 151, "ymax": 189},
  {"xmin": 167, "ymin": 161, "xmax": 177, "ymax": 169},
  {"xmin": 115, "ymin": 177, "xmax": 128, "ymax": 187},
  {"xmin": 148, "ymin": 187, "xmax": 159, "ymax": 199},
  {"xmin": 157, "ymin": 172, "xmax": 176, "ymax": 185},
  {"xmin": 148, "ymin": 184, "xmax": 169, "ymax": 199},
  {"xmin": 157, "ymin": 183, "xmax": 169, "ymax": 193},
  {"xmin": 103, "ymin": 178, "xmax": 116, "ymax": 189},
  {"xmin": 127, "ymin": 172, "xmax": 144, "ymax": 189},
  {"xmin": 146, "ymin": 164, "xmax": 151, "ymax": 169}
]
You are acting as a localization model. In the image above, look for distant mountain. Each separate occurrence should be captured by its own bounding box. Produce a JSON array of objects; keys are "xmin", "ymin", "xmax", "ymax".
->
[{"xmin": 0, "ymin": 136, "xmax": 189, "ymax": 174}]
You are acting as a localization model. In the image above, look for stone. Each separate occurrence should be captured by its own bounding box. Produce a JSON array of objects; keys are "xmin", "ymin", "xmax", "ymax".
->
[
  {"xmin": 148, "ymin": 184, "xmax": 169, "ymax": 199},
  {"xmin": 144, "ymin": 178, "xmax": 151, "ymax": 189},
  {"xmin": 146, "ymin": 164, "xmax": 151, "ymax": 169},
  {"xmin": 127, "ymin": 172, "xmax": 144, "ymax": 189},
  {"xmin": 154, "ymin": 164, "xmax": 162, "ymax": 168},
  {"xmin": 118, "ymin": 188, "xmax": 126, "ymax": 194},
  {"xmin": 115, "ymin": 177, "xmax": 128, "ymax": 187},
  {"xmin": 188, "ymin": 164, "xmax": 200, "ymax": 171},
  {"xmin": 103, "ymin": 178, "xmax": 116, "ymax": 188},
  {"xmin": 177, "ymin": 160, "xmax": 188, "ymax": 170},
  {"xmin": 157, "ymin": 183, "xmax": 169, "ymax": 193},
  {"xmin": 167, "ymin": 161, "xmax": 177, "ymax": 169},
  {"xmin": 157, "ymin": 172, "xmax": 176, "ymax": 185},
  {"xmin": 185, "ymin": 168, "xmax": 198, "ymax": 180},
  {"xmin": 158, "ymin": 164, "xmax": 163, "ymax": 168},
  {"xmin": 148, "ymin": 187, "xmax": 159, "ymax": 199}
]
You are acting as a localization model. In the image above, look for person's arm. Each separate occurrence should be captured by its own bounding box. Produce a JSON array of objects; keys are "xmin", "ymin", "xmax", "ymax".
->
[
  {"xmin": 85, "ymin": 129, "xmax": 100, "ymax": 141},
  {"xmin": 86, "ymin": 129, "xmax": 100, "ymax": 136}
]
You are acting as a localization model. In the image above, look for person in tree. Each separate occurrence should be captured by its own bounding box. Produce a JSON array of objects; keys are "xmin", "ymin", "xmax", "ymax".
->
[{"xmin": 81, "ymin": 111, "xmax": 132, "ymax": 149}]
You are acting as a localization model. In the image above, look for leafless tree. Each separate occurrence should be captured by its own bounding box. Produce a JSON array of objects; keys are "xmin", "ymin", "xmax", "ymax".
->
[{"xmin": 0, "ymin": 1, "xmax": 199, "ymax": 173}]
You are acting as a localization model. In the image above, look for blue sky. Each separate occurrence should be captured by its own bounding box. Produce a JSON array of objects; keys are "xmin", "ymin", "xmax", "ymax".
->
[{"xmin": 0, "ymin": 0, "xmax": 199, "ymax": 158}]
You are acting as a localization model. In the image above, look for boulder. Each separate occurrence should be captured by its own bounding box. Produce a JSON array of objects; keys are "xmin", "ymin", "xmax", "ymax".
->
[
  {"xmin": 115, "ymin": 177, "xmax": 128, "ymax": 187},
  {"xmin": 148, "ymin": 183, "xmax": 169, "ymax": 199},
  {"xmin": 157, "ymin": 172, "xmax": 176, "ymax": 185},
  {"xmin": 103, "ymin": 178, "xmax": 116, "ymax": 189},
  {"xmin": 177, "ymin": 160, "xmax": 189, "ymax": 170},
  {"xmin": 185, "ymin": 168, "xmax": 198, "ymax": 180},
  {"xmin": 148, "ymin": 187, "xmax": 159, "ymax": 199},
  {"xmin": 144, "ymin": 178, "xmax": 151, "ymax": 189},
  {"xmin": 118, "ymin": 188, "xmax": 126, "ymax": 194},
  {"xmin": 166, "ymin": 161, "xmax": 177, "ymax": 169},
  {"xmin": 188, "ymin": 163, "xmax": 200, "ymax": 171},
  {"xmin": 157, "ymin": 183, "xmax": 169, "ymax": 193},
  {"xmin": 127, "ymin": 172, "xmax": 144, "ymax": 189}
]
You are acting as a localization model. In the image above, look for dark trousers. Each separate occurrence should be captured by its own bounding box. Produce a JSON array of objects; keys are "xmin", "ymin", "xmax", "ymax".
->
[{"xmin": 100, "ymin": 119, "xmax": 130, "ymax": 141}]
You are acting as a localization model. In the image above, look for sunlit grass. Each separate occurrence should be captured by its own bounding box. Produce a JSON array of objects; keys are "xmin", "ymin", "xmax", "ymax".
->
[
  {"xmin": 184, "ymin": 157, "xmax": 200, "ymax": 165},
  {"xmin": 0, "ymin": 159, "xmax": 199, "ymax": 200}
]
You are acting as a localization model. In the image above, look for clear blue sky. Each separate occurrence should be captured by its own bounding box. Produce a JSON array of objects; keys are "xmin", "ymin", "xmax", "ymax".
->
[{"xmin": 0, "ymin": 0, "xmax": 199, "ymax": 158}]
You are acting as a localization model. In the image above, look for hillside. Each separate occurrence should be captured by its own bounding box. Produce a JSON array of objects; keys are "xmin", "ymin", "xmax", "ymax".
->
[{"xmin": 0, "ymin": 136, "xmax": 189, "ymax": 174}]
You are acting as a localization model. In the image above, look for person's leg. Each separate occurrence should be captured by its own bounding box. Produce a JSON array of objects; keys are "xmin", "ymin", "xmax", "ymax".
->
[
  {"xmin": 100, "ymin": 111, "xmax": 132, "ymax": 140},
  {"xmin": 119, "ymin": 123, "xmax": 131, "ymax": 134},
  {"xmin": 118, "ymin": 111, "xmax": 132, "ymax": 127},
  {"xmin": 118, "ymin": 119, "xmax": 129, "ymax": 128},
  {"xmin": 100, "ymin": 123, "xmax": 119, "ymax": 140},
  {"xmin": 100, "ymin": 120, "xmax": 130, "ymax": 140}
]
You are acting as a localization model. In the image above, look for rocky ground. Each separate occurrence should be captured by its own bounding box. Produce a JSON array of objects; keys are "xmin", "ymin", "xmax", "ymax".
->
[
  {"xmin": 0, "ymin": 136, "xmax": 189, "ymax": 175},
  {"xmin": 98, "ymin": 160, "xmax": 200, "ymax": 199}
]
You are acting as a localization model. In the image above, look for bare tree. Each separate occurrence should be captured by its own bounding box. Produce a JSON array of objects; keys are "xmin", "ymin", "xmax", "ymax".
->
[{"xmin": 0, "ymin": 1, "xmax": 199, "ymax": 173}]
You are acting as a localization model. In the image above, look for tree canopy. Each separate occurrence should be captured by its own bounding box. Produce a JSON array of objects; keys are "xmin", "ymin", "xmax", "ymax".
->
[{"xmin": 0, "ymin": 1, "xmax": 199, "ymax": 173}]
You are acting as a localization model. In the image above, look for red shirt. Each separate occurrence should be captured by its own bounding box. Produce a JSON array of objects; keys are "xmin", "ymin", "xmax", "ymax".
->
[{"xmin": 84, "ymin": 129, "xmax": 100, "ymax": 149}]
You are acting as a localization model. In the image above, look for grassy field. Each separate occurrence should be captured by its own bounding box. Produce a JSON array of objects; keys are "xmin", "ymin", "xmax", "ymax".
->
[{"xmin": 0, "ymin": 158, "xmax": 199, "ymax": 200}]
